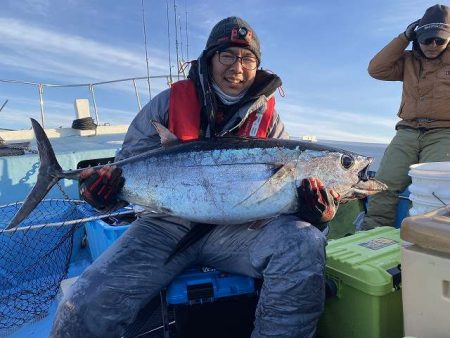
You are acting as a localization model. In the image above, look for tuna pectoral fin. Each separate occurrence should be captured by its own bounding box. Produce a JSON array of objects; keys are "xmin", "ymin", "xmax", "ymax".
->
[
  {"xmin": 236, "ymin": 162, "xmax": 296, "ymax": 207},
  {"xmin": 165, "ymin": 223, "xmax": 215, "ymax": 264},
  {"xmin": 5, "ymin": 118, "xmax": 64, "ymax": 230}
]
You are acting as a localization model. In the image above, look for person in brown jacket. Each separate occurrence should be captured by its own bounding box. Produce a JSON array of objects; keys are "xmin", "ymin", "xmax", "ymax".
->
[{"xmin": 362, "ymin": 4, "xmax": 450, "ymax": 230}]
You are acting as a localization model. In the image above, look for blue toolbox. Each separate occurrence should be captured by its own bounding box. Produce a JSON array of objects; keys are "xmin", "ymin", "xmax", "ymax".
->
[
  {"xmin": 166, "ymin": 267, "xmax": 256, "ymax": 305},
  {"xmin": 161, "ymin": 267, "xmax": 259, "ymax": 338}
]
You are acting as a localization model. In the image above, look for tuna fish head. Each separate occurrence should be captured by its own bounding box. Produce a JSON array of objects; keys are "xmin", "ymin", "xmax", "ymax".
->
[{"xmin": 296, "ymin": 150, "xmax": 386, "ymax": 202}]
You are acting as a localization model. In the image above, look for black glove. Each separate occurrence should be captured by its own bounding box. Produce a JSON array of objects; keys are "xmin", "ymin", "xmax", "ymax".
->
[
  {"xmin": 79, "ymin": 166, "xmax": 125, "ymax": 211},
  {"xmin": 297, "ymin": 177, "xmax": 340, "ymax": 226},
  {"xmin": 404, "ymin": 19, "xmax": 420, "ymax": 41}
]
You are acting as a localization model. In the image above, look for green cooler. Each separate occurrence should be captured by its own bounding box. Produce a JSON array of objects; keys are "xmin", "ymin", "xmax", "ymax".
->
[{"xmin": 318, "ymin": 227, "xmax": 403, "ymax": 338}]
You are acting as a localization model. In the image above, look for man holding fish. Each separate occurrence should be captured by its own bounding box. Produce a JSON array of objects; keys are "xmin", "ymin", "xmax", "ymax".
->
[{"xmin": 51, "ymin": 17, "xmax": 350, "ymax": 338}]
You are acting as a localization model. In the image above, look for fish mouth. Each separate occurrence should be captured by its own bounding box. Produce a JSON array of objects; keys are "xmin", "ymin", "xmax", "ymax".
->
[
  {"xmin": 342, "ymin": 160, "xmax": 387, "ymax": 202},
  {"xmin": 351, "ymin": 179, "xmax": 387, "ymax": 199},
  {"xmin": 352, "ymin": 162, "xmax": 387, "ymax": 198}
]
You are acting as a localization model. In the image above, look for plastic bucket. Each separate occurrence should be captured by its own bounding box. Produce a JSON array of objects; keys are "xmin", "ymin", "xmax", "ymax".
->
[{"xmin": 408, "ymin": 162, "xmax": 450, "ymax": 216}]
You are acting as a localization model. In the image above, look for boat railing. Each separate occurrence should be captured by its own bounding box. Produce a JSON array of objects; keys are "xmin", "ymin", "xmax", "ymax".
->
[{"xmin": 0, "ymin": 75, "xmax": 174, "ymax": 128}]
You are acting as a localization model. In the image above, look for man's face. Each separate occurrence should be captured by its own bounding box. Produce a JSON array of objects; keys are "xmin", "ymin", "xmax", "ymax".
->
[
  {"xmin": 419, "ymin": 37, "xmax": 450, "ymax": 58},
  {"xmin": 211, "ymin": 47, "xmax": 257, "ymax": 96}
]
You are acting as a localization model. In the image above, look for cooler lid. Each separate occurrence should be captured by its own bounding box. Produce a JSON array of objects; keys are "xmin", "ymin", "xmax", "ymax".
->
[
  {"xmin": 326, "ymin": 227, "xmax": 402, "ymax": 296},
  {"xmin": 401, "ymin": 205, "xmax": 450, "ymax": 254}
]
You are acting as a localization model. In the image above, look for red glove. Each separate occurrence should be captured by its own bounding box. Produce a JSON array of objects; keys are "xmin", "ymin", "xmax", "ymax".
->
[
  {"xmin": 79, "ymin": 166, "xmax": 125, "ymax": 211},
  {"xmin": 297, "ymin": 177, "xmax": 340, "ymax": 225}
]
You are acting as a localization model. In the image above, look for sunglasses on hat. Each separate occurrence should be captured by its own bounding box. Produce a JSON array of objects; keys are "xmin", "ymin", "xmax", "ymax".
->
[{"xmin": 421, "ymin": 37, "xmax": 448, "ymax": 46}]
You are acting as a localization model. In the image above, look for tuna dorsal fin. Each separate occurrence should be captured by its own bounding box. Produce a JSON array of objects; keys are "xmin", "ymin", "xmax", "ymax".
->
[{"xmin": 151, "ymin": 121, "xmax": 179, "ymax": 146}]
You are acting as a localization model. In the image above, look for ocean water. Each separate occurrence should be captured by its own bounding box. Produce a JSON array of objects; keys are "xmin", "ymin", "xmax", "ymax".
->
[{"xmin": 317, "ymin": 140, "xmax": 388, "ymax": 172}]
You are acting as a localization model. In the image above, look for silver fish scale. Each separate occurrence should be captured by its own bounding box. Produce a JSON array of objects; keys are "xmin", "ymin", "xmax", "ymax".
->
[
  {"xmin": 120, "ymin": 146, "xmax": 299, "ymax": 224},
  {"xmin": 117, "ymin": 144, "xmax": 367, "ymax": 225}
]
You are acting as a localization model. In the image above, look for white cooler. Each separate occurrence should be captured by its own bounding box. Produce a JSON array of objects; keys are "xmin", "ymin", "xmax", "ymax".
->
[{"xmin": 401, "ymin": 206, "xmax": 450, "ymax": 338}]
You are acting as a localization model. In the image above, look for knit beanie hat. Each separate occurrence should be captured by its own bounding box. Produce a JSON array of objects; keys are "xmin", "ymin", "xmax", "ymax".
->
[
  {"xmin": 416, "ymin": 4, "xmax": 450, "ymax": 43},
  {"xmin": 205, "ymin": 16, "xmax": 261, "ymax": 63}
]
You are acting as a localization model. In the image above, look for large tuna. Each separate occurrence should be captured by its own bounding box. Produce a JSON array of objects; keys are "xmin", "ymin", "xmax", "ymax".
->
[{"xmin": 5, "ymin": 118, "xmax": 386, "ymax": 230}]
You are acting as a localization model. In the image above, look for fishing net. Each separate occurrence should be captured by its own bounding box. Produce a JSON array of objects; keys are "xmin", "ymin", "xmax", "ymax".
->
[{"xmin": 0, "ymin": 199, "xmax": 93, "ymax": 336}]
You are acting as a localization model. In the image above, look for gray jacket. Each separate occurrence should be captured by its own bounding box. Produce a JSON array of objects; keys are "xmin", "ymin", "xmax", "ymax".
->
[{"xmin": 116, "ymin": 85, "xmax": 288, "ymax": 161}]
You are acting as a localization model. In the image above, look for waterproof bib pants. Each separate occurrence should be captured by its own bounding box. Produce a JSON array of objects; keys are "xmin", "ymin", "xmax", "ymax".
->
[
  {"xmin": 51, "ymin": 215, "xmax": 326, "ymax": 338},
  {"xmin": 362, "ymin": 128, "xmax": 450, "ymax": 229}
]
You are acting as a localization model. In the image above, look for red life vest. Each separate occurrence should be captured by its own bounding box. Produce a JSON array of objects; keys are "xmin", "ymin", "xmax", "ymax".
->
[{"xmin": 168, "ymin": 79, "xmax": 275, "ymax": 141}]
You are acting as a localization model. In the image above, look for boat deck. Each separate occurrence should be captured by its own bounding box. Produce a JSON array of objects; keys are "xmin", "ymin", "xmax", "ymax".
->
[
  {"xmin": 0, "ymin": 131, "xmax": 126, "ymax": 205},
  {"xmin": 8, "ymin": 249, "xmax": 92, "ymax": 338}
]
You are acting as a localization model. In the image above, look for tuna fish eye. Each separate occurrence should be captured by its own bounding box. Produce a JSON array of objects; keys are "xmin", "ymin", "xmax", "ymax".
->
[{"xmin": 341, "ymin": 154, "xmax": 354, "ymax": 169}]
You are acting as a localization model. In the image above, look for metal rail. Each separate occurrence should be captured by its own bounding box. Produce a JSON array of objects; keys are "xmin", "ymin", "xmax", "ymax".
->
[{"xmin": 0, "ymin": 75, "xmax": 174, "ymax": 128}]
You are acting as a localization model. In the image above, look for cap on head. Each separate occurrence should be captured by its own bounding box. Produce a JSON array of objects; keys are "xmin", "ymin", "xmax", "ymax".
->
[
  {"xmin": 205, "ymin": 16, "xmax": 261, "ymax": 63},
  {"xmin": 416, "ymin": 4, "xmax": 450, "ymax": 43}
]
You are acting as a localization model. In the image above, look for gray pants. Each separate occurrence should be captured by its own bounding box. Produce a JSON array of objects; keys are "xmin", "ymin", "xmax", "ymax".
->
[{"xmin": 51, "ymin": 215, "xmax": 327, "ymax": 338}]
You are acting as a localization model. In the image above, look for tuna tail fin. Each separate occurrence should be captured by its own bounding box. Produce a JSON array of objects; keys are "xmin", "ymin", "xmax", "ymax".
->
[
  {"xmin": 5, "ymin": 118, "xmax": 64, "ymax": 230},
  {"xmin": 165, "ymin": 223, "xmax": 215, "ymax": 264}
]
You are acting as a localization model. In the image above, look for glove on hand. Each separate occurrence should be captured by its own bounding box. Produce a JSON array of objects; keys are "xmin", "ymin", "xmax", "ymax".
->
[
  {"xmin": 404, "ymin": 19, "xmax": 420, "ymax": 41},
  {"xmin": 297, "ymin": 177, "xmax": 340, "ymax": 225},
  {"xmin": 79, "ymin": 165, "xmax": 125, "ymax": 211}
]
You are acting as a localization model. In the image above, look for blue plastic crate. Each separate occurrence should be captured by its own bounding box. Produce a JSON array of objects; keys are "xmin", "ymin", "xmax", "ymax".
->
[
  {"xmin": 79, "ymin": 205, "xmax": 132, "ymax": 260},
  {"xmin": 166, "ymin": 268, "xmax": 256, "ymax": 305}
]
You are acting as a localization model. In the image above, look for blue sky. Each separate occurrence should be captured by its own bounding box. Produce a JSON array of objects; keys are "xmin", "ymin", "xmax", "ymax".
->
[{"xmin": 0, "ymin": 0, "xmax": 442, "ymax": 143}]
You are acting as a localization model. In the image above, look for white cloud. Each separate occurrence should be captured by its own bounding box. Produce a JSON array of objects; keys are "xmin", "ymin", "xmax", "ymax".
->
[
  {"xmin": 0, "ymin": 17, "xmax": 175, "ymax": 128},
  {"xmin": 0, "ymin": 18, "xmax": 171, "ymax": 82},
  {"xmin": 279, "ymin": 102, "xmax": 397, "ymax": 143}
]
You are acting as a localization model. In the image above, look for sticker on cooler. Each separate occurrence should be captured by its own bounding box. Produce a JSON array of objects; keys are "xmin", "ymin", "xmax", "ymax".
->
[{"xmin": 358, "ymin": 237, "xmax": 398, "ymax": 250}]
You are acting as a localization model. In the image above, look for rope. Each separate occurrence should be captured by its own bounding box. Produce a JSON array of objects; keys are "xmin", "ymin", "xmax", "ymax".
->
[
  {"xmin": 71, "ymin": 117, "xmax": 97, "ymax": 130},
  {"xmin": 0, "ymin": 142, "xmax": 35, "ymax": 157}
]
